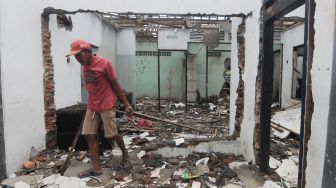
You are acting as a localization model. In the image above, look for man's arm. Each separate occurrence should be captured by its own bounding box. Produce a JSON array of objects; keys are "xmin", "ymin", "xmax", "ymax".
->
[{"xmin": 110, "ymin": 79, "xmax": 133, "ymax": 112}]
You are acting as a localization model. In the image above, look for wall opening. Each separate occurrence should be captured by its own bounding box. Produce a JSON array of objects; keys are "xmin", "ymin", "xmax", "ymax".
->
[
  {"xmin": 256, "ymin": 0, "xmax": 315, "ymax": 187},
  {"xmin": 41, "ymin": 7, "xmax": 252, "ymax": 152},
  {"xmin": 291, "ymin": 45, "xmax": 304, "ymax": 100},
  {"xmin": 272, "ymin": 48, "xmax": 282, "ymax": 104}
]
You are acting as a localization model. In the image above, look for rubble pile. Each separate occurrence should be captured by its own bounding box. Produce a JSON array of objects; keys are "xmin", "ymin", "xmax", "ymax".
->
[
  {"xmin": 11, "ymin": 149, "xmax": 81, "ymax": 178},
  {"xmin": 2, "ymin": 148, "xmax": 251, "ymax": 187},
  {"xmin": 103, "ymin": 152, "xmax": 246, "ymax": 187},
  {"xmin": 4, "ymin": 97, "xmax": 296, "ymax": 188},
  {"xmin": 121, "ymin": 97, "xmax": 230, "ymax": 137},
  {"xmin": 269, "ymin": 103, "xmax": 301, "ymax": 187}
]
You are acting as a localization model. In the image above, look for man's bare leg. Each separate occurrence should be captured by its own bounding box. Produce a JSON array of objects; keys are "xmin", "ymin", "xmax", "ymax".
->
[
  {"xmin": 85, "ymin": 134, "xmax": 102, "ymax": 172},
  {"xmin": 112, "ymin": 134, "xmax": 129, "ymax": 162}
]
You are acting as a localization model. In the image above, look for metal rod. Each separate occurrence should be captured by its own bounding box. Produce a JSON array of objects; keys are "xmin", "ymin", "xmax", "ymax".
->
[
  {"xmin": 185, "ymin": 51, "xmax": 188, "ymax": 113},
  {"xmin": 263, "ymin": 0, "xmax": 305, "ymax": 22},
  {"xmin": 259, "ymin": 20, "xmax": 274, "ymax": 172},
  {"xmin": 158, "ymin": 49, "xmax": 161, "ymax": 112},
  {"xmin": 298, "ymin": 0, "xmax": 314, "ymax": 186},
  {"xmin": 115, "ymin": 12, "xmax": 249, "ymax": 18},
  {"xmin": 117, "ymin": 110, "xmax": 204, "ymax": 132},
  {"xmin": 206, "ymin": 45, "xmax": 209, "ymax": 102}
]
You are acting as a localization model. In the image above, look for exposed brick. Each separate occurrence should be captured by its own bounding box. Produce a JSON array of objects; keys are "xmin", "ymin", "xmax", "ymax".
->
[
  {"xmin": 41, "ymin": 15, "xmax": 56, "ymax": 136},
  {"xmin": 232, "ymin": 18, "xmax": 246, "ymax": 139}
]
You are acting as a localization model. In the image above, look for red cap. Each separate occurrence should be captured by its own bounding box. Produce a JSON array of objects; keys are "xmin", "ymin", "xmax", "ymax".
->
[{"xmin": 66, "ymin": 40, "xmax": 91, "ymax": 57}]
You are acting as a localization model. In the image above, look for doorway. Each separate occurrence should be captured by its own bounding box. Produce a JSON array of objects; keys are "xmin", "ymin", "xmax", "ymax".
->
[
  {"xmin": 292, "ymin": 45, "xmax": 304, "ymax": 100},
  {"xmin": 273, "ymin": 46, "xmax": 283, "ymax": 104},
  {"xmin": 258, "ymin": 0, "xmax": 314, "ymax": 187}
]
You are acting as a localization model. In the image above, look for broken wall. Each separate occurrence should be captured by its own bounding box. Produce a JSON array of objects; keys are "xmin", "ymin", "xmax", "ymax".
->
[
  {"xmin": 305, "ymin": 0, "xmax": 336, "ymax": 187},
  {"xmin": 50, "ymin": 13, "xmax": 117, "ymax": 109},
  {"xmin": 0, "ymin": 0, "xmax": 258, "ymax": 176},
  {"xmin": 237, "ymin": 5, "xmax": 261, "ymax": 162},
  {"xmin": 229, "ymin": 18, "xmax": 242, "ymax": 136}
]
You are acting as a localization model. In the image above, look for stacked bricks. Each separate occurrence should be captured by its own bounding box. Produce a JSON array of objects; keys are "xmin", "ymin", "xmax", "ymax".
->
[{"xmin": 41, "ymin": 14, "xmax": 57, "ymax": 143}]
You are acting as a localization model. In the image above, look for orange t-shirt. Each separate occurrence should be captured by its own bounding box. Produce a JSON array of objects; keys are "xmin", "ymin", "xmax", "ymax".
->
[{"xmin": 82, "ymin": 55, "xmax": 117, "ymax": 112}]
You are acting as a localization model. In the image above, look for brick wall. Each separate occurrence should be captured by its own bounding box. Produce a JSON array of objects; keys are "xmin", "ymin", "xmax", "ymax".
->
[{"xmin": 41, "ymin": 14, "xmax": 57, "ymax": 148}]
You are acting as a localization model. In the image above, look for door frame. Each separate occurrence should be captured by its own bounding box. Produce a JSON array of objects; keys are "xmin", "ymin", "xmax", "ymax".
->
[{"xmin": 259, "ymin": 1, "xmax": 312, "ymax": 188}]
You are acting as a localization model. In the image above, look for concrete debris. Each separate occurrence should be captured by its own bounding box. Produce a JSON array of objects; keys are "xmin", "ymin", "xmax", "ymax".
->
[
  {"xmin": 139, "ymin": 131, "xmax": 149, "ymax": 138},
  {"xmin": 289, "ymin": 156, "xmax": 299, "ymax": 165},
  {"xmin": 191, "ymin": 181, "xmax": 201, "ymax": 188},
  {"xmin": 271, "ymin": 105, "xmax": 301, "ymax": 135},
  {"xmin": 150, "ymin": 162, "xmax": 167, "ymax": 178},
  {"xmin": 76, "ymin": 151, "xmax": 87, "ymax": 161},
  {"xmin": 260, "ymin": 180, "xmax": 283, "ymax": 188},
  {"xmin": 275, "ymin": 159, "xmax": 298, "ymax": 186},
  {"xmin": 229, "ymin": 161, "xmax": 250, "ymax": 169},
  {"xmin": 209, "ymin": 103, "xmax": 216, "ymax": 110},
  {"xmin": 224, "ymin": 183, "xmax": 243, "ymax": 188},
  {"xmin": 272, "ymin": 128, "xmax": 290, "ymax": 139},
  {"xmin": 136, "ymin": 150, "xmax": 146, "ymax": 159},
  {"xmin": 270, "ymin": 102, "xmax": 301, "ymax": 187},
  {"xmin": 1, "ymin": 175, "xmax": 44, "ymax": 187},
  {"xmin": 157, "ymin": 168, "xmax": 174, "ymax": 184},
  {"xmin": 269, "ymin": 156, "xmax": 281, "ymax": 169},
  {"xmin": 174, "ymin": 138, "xmax": 185, "ymax": 146},
  {"xmin": 232, "ymin": 164, "xmax": 264, "ymax": 188},
  {"xmin": 194, "ymin": 164, "xmax": 210, "ymax": 176},
  {"xmin": 174, "ymin": 102, "xmax": 186, "ymax": 108},
  {"xmin": 5, "ymin": 149, "xmax": 250, "ymax": 187},
  {"xmin": 3, "ymin": 97, "xmax": 269, "ymax": 187},
  {"xmin": 195, "ymin": 157, "xmax": 209, "ymax": 166},
  {"xmin": 14, "ymin": 181, "xmax": 30, "ymax": 188}
]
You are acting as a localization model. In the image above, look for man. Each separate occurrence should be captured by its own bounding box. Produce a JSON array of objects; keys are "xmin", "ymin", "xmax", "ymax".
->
[{"xmin": 66, "ymin": 39, "xmax": 133, "ymax": 177}]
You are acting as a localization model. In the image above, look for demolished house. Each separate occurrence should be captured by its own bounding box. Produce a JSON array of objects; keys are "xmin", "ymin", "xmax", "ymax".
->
[{"xmin": 0, "ymin": 0, "xmax": 335, "ymax": 187}]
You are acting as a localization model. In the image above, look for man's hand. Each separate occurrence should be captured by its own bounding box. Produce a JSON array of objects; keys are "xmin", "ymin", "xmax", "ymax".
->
[{"xmin": 125, "ymin": 105, "xmax": 133, "ymax": 112}]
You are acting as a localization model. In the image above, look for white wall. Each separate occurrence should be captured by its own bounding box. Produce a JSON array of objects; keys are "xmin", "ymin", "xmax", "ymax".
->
[
  {"xmin": 51, "ymin": 13, "xmax": 117, "ymax": 109},
  {"xmin": 1, "ymin": 0, "xmax": 46, "ymax": 175},
  {"xmin": 97, "ymin": 21, "xmax": 117, "ymax": 69},
  {"xmin": 280, "ymin": 23, "xmax": 305, "ymax": 108},
  {"xmin": 306, "ymin": 0, "xmax": 336, "ymax": 187},
  {"xmin": 158, "ymin": 29, "xmax": 190, "ymax": 50},
  {"xmin": 238, "ymin": 0, "xmax": 262, "ymax": 162},
  {"xmin": 117, "ymin": 29, "xmax": 136, "ymax": 104},
  {"xmin": 51, "ymin": 13, "xmax": 102, "ymax": 109},
  {"xmin": 286, "ymin": 5, "xmax": 305, "ymax": 17},
  {"xmin": 229, "ymin": 18, "xmax": 242, "ymax": 135},
  {"xmin": 0, "ymin": 0, "xmax": 258, "ymax": 176}
]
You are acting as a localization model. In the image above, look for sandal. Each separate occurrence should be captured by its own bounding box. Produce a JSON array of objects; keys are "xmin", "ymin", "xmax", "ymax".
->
[{"xmin": 77, "ymin": 169, "xmax": 103, "ymax": 178}]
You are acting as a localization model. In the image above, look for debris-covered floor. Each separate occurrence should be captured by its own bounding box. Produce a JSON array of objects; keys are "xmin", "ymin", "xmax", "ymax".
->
[{"xmin": 1, "ymin": 98, "xmax": 300, "ymax": 188}]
